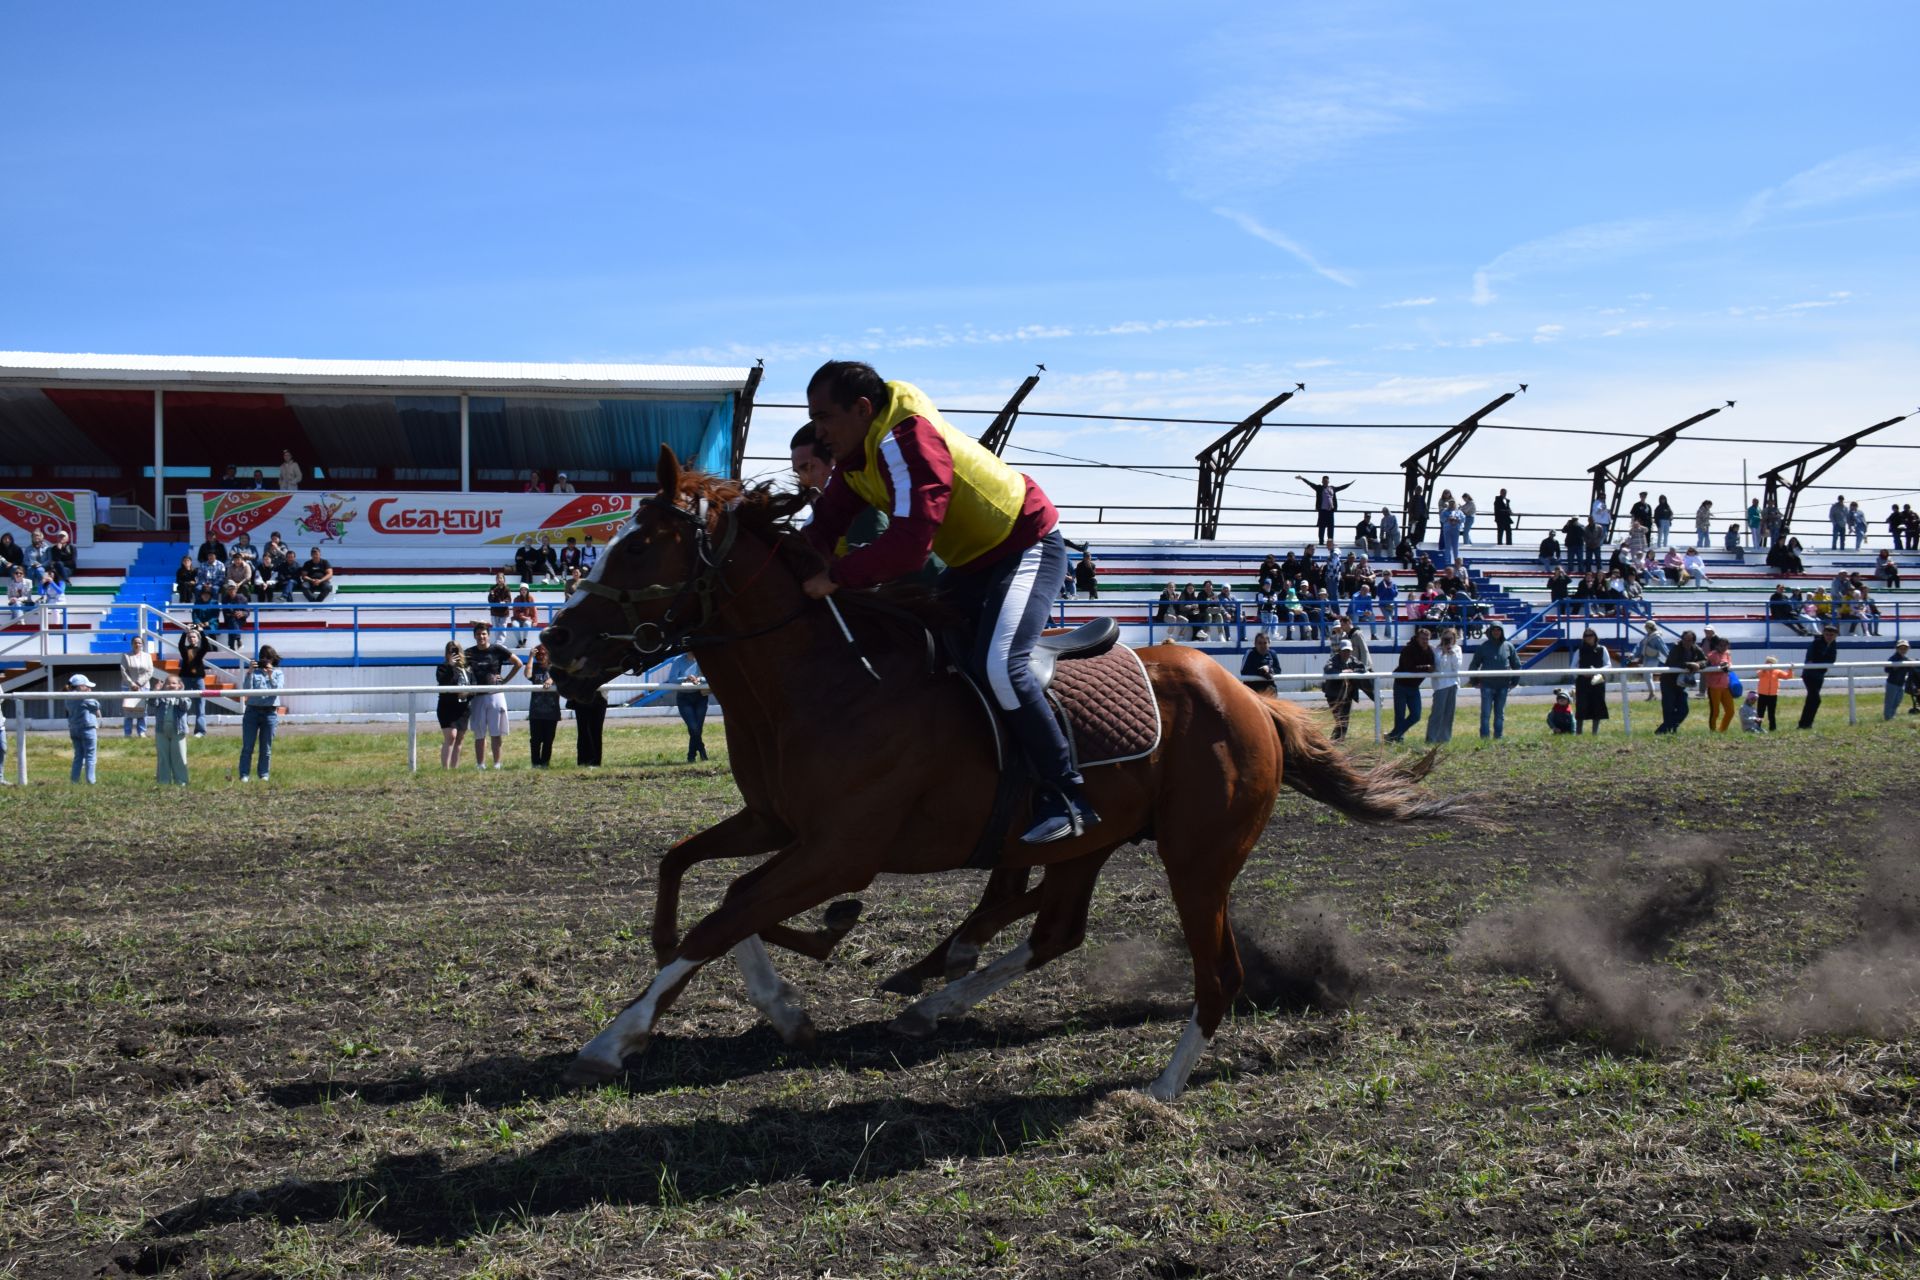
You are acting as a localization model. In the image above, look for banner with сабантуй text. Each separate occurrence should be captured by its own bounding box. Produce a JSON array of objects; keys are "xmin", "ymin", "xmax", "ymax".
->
[
  {"xmin": 0, "ymin": 491, "xmax": 96, "ymax": 548},
  {"xmin": 188, "ymin": 490, "xmax": 639, "ymax": 550}
]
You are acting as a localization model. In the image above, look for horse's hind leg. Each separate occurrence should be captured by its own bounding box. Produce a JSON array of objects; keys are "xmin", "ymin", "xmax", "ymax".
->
[
  {"xmin": 878, "ymin": 867, "xmax": 1037, "ymax": 996},
  {"xmin": 889, "ymin": 852, "xmax": 1114, "ymax": 1038}
]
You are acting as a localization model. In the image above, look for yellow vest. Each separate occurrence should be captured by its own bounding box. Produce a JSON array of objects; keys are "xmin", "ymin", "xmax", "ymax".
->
[{"xmin": 841, "ymin": 381, "xmax": 1030, "ymax": 568}]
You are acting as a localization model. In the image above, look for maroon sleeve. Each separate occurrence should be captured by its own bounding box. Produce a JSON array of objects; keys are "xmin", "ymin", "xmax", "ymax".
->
[
  {"xmin": 829, "ymin": 417, "xmax": 952, "ymax": 589},
  {"xmin": 801, "ymin": 471, "xmax": 862, "ymax": 560}
]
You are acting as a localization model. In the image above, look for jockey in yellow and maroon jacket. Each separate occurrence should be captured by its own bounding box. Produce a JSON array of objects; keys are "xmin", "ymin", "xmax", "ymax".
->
[{"xmin": 802, "ymin": 361, "xmax": 1096, "ymax": 845}]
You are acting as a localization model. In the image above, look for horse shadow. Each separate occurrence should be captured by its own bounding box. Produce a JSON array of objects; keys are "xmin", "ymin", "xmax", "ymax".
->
[
  {"xmin": 263, "ymin": 1000, "xmax": 1185, "ymax": 1112},
  {"xmin": 155, "ymin": 1085, "xmax": 1120, "ymax": 1246}
]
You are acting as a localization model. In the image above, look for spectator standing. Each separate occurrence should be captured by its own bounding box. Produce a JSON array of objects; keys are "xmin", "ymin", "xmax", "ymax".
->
[
  {"xmin": 1074, "ymin": 553, "xmax": 1098, "ymax": 600},
  {"xmin": 1883, "ymin": 640, "xmax": 1915, "ymax": 720},
  {"xmin": 676, "ymin": 667, "xmax": 711, "ymax": 762},
  {"xmin": 1322, "ymin": 640, "xmax": 1362, "ymax": 740},
  {"xmin": 66, "ymin": 673, "xmax": 99, "ymax": 784},
  {"xmin": 1589, "ymin": 494, "xmax": 1612, "ymax": 543},
  {"xmin": 1384, "ymin": 627, "xmax": 1434, "ymax": 744},
  {"xmin": 1340, "ymin": 619, "xmax": 1377, "ymax": 704},
  {"xmin": 464, "ymin": 621, "xmax": 522, "ymax": 769},
  {"xmin": 1296, "ymin": 474, "xmax": 1353, "ymax": 548},
  {"xmin": 1763, "ymin": 497, "xmax": 1783, "ymax": 547},
  {"xmin": 527, "ymin": 643, "xmax": 564, "ymax": 767},
  {"xmin": 1633, "ymin": 622, "xmax": 1669, "ymax": 700},
  {"xmin": 1890, "ymin": 505, "xmax": 1907, "ymax": 550},
  {"xmin": 152, "ymin": 675, "xmax": 191, "ymax": 785},
  {"xmin": 1654, "ymin": 495, "xmax": 1674, "ymax": 548},
  {"xmin": 1468, "ymin": 623, "xmax": 1520, "ymax": 739},
  {"xmin": 1436, "ymin": 500, "xmax": 1463, "ymax": 565},
  {"xmin": 1573, "ymin": 628, "xmax": 1611, "ymax": 733},
  {"xmin": 1459, "ymin": 494, "xmax": 1477, "ymax": 545},
  {"xmin": 1240, "ymin": 632, "xmax": 1278, "ymax": 693},
  {"xmin": 569, "ymin": 687, "xmax": 608, "ymax": 767},
  {"xmin": 1377, "ymin": 509, "xmax": 1400, "ymax": 556},
  {"xmin": 1493, "ymin": 489, "xmax": 1514, "ymax": 545},
  {"xmin": 1629, "ymin": 492, "xmax": 1655, "ymax": 533},
  {"xmin": 120, "ymin": 634, "xmax": 154, "ymax": 737},
  {"xmin": 237, "ymin": 645, "xmax": 283, "ymax": 781},
  {"xmin": 434, "ymin": 641, "xmax": 472, "ymax": 768},
  {"xmin": 1428, "ymin": 627, "xmax": 1463, "ymax": 744},
  {"xmin": 278, "ymin": 450, "xmax": 302, "ymax": 491},
  {"xmin": 1703, "ymin": 636, "xmax": 1736, "ymax": 732},
  {"xmin": 1746, "ymin": 499, "xmax": 1763, "ymax": 550},
  {"xmin": 177, "ymin": 625, "xmax": 210, "ymax": 737},
  {"xmin": 1694, "ymin": 501, "xmax": 1714, "ymax": 548},
  {"xmin": 299, "ymin": 548, "xmax": 334, "ymax": 602},
  {"xmin": 1583, "ymin": 518, "xmax": 1604, "ymax": 575},
  {"xmin": 1850, "ymin": 502, "xmax": 1868, "ymax": 550},
  {"xmin": 1797, "ymin": 625, "xmax": 1839, "ymax": 729},
  {"xmin": 1828, "ymin": 497, "xmax": 1848, "ymax": 551},
  {"xmin": 1657, "ymin": 630, "xmax": 1703, "ymax": 733},
  {"xmin": 553, "ymin": 472, "xmax": 576, "ymax": 494}
]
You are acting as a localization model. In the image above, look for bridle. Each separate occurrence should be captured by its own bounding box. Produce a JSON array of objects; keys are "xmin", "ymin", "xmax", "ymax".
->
[{"xmin": 572, "ymin": 489, "xmax": 805, "ymax": 667}]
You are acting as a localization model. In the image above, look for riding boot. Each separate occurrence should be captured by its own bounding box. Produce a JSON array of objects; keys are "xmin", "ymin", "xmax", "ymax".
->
[{"xmin": 1022, "ymin": 776, "xmax": 1101, "ymax": 845}]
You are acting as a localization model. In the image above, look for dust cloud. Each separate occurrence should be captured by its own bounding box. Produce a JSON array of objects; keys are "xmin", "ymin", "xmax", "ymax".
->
[
  {"xmin": 1457, "ymin": 849, "xmax": 1729, "ymax": 1051},
  {"xmin": 1763, "ymin": 857, "xmax": 1920, "ymax": 1039}
]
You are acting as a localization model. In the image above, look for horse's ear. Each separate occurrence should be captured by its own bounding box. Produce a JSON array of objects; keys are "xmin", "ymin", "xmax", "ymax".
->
[{"xmin": 657, "ymin": 445, "xmax": 681, "ymax": 499}]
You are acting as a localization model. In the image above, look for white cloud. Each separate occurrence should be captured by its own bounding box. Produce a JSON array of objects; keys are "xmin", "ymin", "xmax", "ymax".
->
[
  {"xmin": 1384, "ymin": 296, "xmax": 1437, "ymax": 308},
  {"xmin": 1212, "ymin": 207, "xmax": 1357, "ymax": 287},
  {"xmin": 1744, "ymin": 146, "xmax": 1920, "ymax": 224},
  {"xmin": 1533, "ymin": 324, "xmax": 1564, "ymax": 344}
]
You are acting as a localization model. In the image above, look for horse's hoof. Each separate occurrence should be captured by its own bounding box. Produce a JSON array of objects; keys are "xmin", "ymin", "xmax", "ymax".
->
[
  {"xmin": 783, "ymin": 1014, "xmax": 818, "ymax": 1050},
  {"xmin": 889, "ymin": 1009, "xmax": 938, "ymax": 1040},
  {"xmin": 560, "ymin": 1056, "xmax": 621, "ymax": 1091},
  {"xmin": 877, "ymin": 969, "xmax": 930, "ymax": 997},
  {"xmin": 821, "ymin": 899, "xmax": 864, "ymax": 933}
]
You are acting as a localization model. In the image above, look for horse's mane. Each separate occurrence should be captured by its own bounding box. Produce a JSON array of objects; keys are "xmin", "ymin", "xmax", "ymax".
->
[{"xmin": 673, "ymin": 468, "xmax": 958, "ymax": 633}]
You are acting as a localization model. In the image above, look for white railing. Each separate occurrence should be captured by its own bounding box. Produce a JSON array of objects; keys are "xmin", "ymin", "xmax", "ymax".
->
[{"xmin": 3, "ymin": 679, "xmax": 705, "ymax": 785}]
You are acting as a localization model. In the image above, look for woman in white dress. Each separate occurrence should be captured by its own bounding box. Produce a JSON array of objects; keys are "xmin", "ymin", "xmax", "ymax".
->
[{"xmin": 120, "ymin": 633, "xmax": 155, "ymax": 738}]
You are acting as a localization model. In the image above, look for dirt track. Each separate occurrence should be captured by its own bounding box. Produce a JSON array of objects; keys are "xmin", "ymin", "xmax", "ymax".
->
[{"xmin": 2, "ymin": 720, "xmax": 1917, "ymax": 1278}]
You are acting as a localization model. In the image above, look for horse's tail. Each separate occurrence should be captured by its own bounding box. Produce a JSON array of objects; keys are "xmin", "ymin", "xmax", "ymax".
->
[{"xmin": 1261, "ymin": 696, "xmax": 1471, "ymax": 823}]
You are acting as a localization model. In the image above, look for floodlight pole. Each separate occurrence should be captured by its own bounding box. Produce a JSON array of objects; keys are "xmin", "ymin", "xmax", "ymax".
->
[
  {"xmin": 729, "ymin": 360, "xmax": 765, "ymax": 480},
  {"xmin": 1759, "ymin": 411, "xmax": 1911, "ymax": 534},
  {"xmin": 1192, "ymin": 386, "xmax": 1302, "ymax": 540},
  {"xmin": 1400, "ymin": 388, "xmax": 1521, "ymax": 542},
  {"xmin": 1587, "ymin": 402, "xmax": 1732, "ymax": 524},
  {"xmin": 977, "ymin": 367, "xmax": 1043, "ymax": 457}
]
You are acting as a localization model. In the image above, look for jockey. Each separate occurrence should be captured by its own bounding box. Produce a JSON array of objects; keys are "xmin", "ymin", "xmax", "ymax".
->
[{"xmin": 800, "ymin": 359, "xmax": 1098, "ymax": 845}]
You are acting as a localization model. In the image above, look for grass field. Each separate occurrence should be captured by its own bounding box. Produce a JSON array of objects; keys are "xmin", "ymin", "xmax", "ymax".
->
[{"xmin": 3, "ymin": 700, "xmax": 1918, "ymax": 1278}]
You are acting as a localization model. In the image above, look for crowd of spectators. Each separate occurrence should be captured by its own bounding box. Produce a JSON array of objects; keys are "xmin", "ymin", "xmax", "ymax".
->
[{"xmin": 0, "ymin": 529, "xmax": 77, "ymax": 620}]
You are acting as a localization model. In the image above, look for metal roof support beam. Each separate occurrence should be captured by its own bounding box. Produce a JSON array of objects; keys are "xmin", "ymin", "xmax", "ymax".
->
[
  {"xmin": 1587, "ymin": 402, "xmax": 1733, "ymax": 524},
  {"xmin": 1192, "ymin": 385, "xmax": 1302, "ymax": 540},
  {"xmin": 977, "ymin": 366, "xmax": 1044, "ymax": 457},
  {"xmin": 1760, "ymin": 411, "xmax": 1911, "ymax": 535},
  {"xmin": 728, "ymin": 360, "xmax": 765, "ymax": 480},
  {"xmin": 1399, "ymin": 387, "xmax": 1523, "ymax": 543}
]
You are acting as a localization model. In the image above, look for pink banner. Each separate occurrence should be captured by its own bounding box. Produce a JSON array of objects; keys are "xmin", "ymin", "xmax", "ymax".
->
[{"xmin": 188, "ymin": 490, "xmax": 641, "ymax": 549}]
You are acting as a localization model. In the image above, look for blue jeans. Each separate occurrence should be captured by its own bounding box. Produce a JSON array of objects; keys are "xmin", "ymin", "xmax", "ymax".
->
[
  {"xmin": 1387, "ymin": 682, "xmax": 1422, "ymax": 740},
  {"xmin": 1427, "ymin": 686, "xmax": 1457, "ymax": 744},
  {"xmin": 240, "ymin": 705, "xmax": 277, "ymax": 778},
  {"xmin": 70, "ymin": 730, "xmax": 97, "ymax": 783},
  {"xmin": 1479, "ymin": 684, "xmax": 1510, "ymax": 738}
]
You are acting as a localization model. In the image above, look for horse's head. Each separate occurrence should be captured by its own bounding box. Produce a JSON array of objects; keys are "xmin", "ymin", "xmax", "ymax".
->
[{"xmin": 540, "ymin": 445, "xmax": 808, "ymax": 701}]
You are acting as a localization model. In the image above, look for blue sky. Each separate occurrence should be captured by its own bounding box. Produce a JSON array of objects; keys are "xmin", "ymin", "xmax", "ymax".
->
[{"xmin": 5, "ymin": 2, "xmax": 1918, "ymax": 537}]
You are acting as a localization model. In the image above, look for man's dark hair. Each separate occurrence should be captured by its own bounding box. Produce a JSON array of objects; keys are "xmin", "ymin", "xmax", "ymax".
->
[
  {"xmin": 808, "ymin": 360, "xmax": 889, "ymax": 411},
  {"xmin": 788, "ymin": 421, "xmax": 833, "ymax": 462}
]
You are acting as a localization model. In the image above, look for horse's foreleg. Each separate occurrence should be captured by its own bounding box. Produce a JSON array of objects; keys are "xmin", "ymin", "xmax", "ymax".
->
[
  {"xmin": 889, "ymin": 853, "xmax": 1111, "ymax": 1037},
  {"xmin": 569, "ymin": 841, "xmax": 871, "ymax": 1087},
  {"xmin": 652, "ymin": 809, "xmax": 786, "ymax": 964},
  {"xmin": 878, "ymin": 867, "xmax": 1036, "ymax": 996},
  {"xmin": 730, "ymin": 935, "xmax": 816, "ymax": 1047}
]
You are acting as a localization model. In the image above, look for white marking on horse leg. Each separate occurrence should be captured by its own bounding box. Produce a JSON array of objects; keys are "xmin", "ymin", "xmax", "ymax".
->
[
  {"xmin": 893, "ymin": 941, "xmax": 1034, "ymax": 1036},
  {"xmin": 731, "ymin": 935, "xmax": 815, "ymax": 1046},
  {"xmin": 574, "ymin": 956, "xmax": 700, "ymax": 1074},
  {"xmin": 1145, "ymin": 1006, "xmax": 1210, "ymax": 1101}
]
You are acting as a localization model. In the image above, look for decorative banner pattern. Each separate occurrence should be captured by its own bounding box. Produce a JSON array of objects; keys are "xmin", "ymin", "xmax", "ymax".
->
[
  {"xmin": 0, "ymin": 491, "xmax": 96, "ymax": 548},
  {"xmin": 189, "ymin": 490, "xmax": 643, "ymax": 549}
]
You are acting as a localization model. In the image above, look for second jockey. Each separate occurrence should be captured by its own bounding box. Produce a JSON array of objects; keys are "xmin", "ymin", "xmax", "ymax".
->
[{"xmin": 800, "ymin": 359, "xmax": 1099, "ymax": 845}]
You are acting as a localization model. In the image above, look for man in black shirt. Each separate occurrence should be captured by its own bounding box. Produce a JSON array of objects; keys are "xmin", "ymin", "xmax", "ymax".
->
[
  {"xmin": 1629, "ymin": 492, "xmax": 1654, "ymax": 531},
  {"xmin": 1493, "ymin": 489, "xmax": 1515, "ymax": 545},
  {"xmin": 1799, "ymin": 626, "xmax": 1839, "ymax": 729},
  {"xmin": 299, "ymin": 548, "xmax": 334, "ymax": 602},
  {"xmin": 1655, "ymin": 630, "xmax": 1705, "ymax": 733},
  {"xmin": 464, "ymin": 621, "xmax": 523, "ymax": 768}
]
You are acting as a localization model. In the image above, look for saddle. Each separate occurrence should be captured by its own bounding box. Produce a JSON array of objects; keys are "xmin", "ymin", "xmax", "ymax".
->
[{"xmin": 956, "ymin": 617, "xmax": 1162, "ymax": 868}]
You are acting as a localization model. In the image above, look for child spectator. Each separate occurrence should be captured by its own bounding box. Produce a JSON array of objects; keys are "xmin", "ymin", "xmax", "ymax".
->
[
  {"xmin": 7, "ymin": 565, "xmax": 30, "ymax": 623},
  {"xmin": 526, "ymin": 642, "xmax": 563, "ymax": 767},
  {"xmin": 1321, "ymin": 640, "xmax": 1363, "ymax": 741},
  {"xmin": 152, "ymin": 675, "xmax": 192, "ymax": 784},
  {"xmin": 1739, "ymin": 691, "xmax": 1765, "ymax": 733},
  {"xmin": 1547, "ymin": 688, "xmax": 1574, "ymax": 734},
  {"xmin": 66, "ymin": 673, "xmax": 100, "ymax": 783},
  {"xmin": 488, "ymin": 571, "xmax": 512, "ymax": 634},
  {"xmin": 1754, "ymin": 655, "xmax": 1792, "ymax": 732},
  {"xmin": 510, "ymin": 583, "xmax": 539, "ymax": 647},
  {"xmin": 1884, "ymin": 640, "xmax": 1916, "ymax": 721},
  {"xmin": 237, "ymin": 645, "xmax": 284, "ymax": 781}
]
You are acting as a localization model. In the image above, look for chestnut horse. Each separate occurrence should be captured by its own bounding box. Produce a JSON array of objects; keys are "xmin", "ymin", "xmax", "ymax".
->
[{"xmin": 541, "ymin": 447, "xmax": 1463, "ymax": 1099}]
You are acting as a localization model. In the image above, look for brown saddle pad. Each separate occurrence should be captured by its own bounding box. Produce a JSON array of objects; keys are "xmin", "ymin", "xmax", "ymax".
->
[{"xmin": 1045, "ymin": 642, "xmax": 1161, "ymax": 769}]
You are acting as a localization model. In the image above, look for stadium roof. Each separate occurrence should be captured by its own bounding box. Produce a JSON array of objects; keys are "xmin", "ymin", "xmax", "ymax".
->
[{"xmin": 0, "ymin": 351, "xmax": 751, "ymax": 398}]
